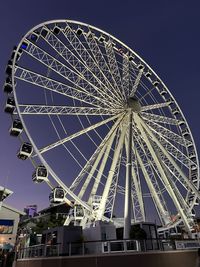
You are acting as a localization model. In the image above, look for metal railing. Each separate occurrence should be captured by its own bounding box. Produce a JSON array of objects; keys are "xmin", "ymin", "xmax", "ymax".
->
[
  {"xmin": 17, "ymin": 238, "xmax": 200, "ymax": 259},
  {"xmin": 68, "ymin": 239, "xmax": 139, "ymax": 256},
  {"xmin": 18, "ymin": 244, "xmax": 60, "ymax": 259},
  {"xmin": 17, "ymin": 239, "xmax": 139, "ymax": 259}
]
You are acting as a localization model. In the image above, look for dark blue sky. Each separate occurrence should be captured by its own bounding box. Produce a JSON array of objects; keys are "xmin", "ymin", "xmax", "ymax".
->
[{"xmin": 1, "ymin": 0, "xmax": 200, "ymax": 214}]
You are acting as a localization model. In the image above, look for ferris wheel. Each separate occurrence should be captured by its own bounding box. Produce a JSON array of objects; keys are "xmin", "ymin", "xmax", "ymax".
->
[{"xmin": 4, "ymin": 20, "xmax": 200, "ymax": 237}]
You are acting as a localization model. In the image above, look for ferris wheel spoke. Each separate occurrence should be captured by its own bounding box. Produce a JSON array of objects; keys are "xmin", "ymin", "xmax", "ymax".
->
[
  {"xmin": 153, "ymin": 141, "xmax": 197, "ymax": 195},
  {"xmin": 133, "ymin": 131, "xmax": 171, "ymax": 224},
  {"xmin": 149, "ymin": 128, "xmax": 194, "ymax": 169},
  {"xmin": 130, "ymin": 69, "xmax": 144, "ymax": 97},
  {"xmin": 88, "ymin": 130, "xmax": 117, "ymax": 202},
  {"xmin": 161, "ymin": 140, "xmax": 193, "ymax": 169},
  {"xmin": 141, "ymin": 102, "xmax": 171, "ymax": 112},
  {"xmin": 124, "ymin": 136, "xmax": 145, "ymax": 222},
  {"xmin": 122, "ymin": 54, "xmax": 130, "ymax": 98},
  {"xmin": 84, "ymin": 31, "xmax": 125, "ymax": 101},
  {"xmin": 150, "ymin": 153, "xmax": 189, "ymax": 212},
  {"xmin": 150, "ymin": 152, "xmax": 195, "ymax": 222},
  {"xmin": 158, "ymin": 157, "xmax": 188, "ymax": 190},
  {"xmin": 135, "ymin": 148, "xmax": 170, "ymax": 225},
  {"xmin": 15, "ymin": 67, "xmax": 111, "ymax": 108},
  {"xmin": 39, "ymin": 27, "xmax": 122, "ymax": 107},
  {"xmin": 77, "ymin": 144, "xmax": 107, "ymax": 200},
  {"xmin": 61, "ymin": 25, "xmax": 124, "ymax": 106},
  {"xmin": 146, "ymin": 120, "xmax": 192, "ymax": 147},
  {"xmin": 23, "ymin": 41, "xmax": 120, "ymax": 108},
  {"xmin": 69, "ymin": 116, "xmax": 123, "ymax": 192},
  {"xmin": 135, "ymin": 116, "xmax": 193, "ymax": 231},
  {"xmin": 77, "ymin": 124, "xmax": 120, "ymax": 200},
  {"xmin": 132, "ymin": 167, "xmax": 146, "ymax": 222},
  {"xmin": 17, "ymin": 104, "xmax": 122, "ymax": 116},
  {"xmin": 141, "ymin": 112, "xmax": 181, "ymax": 125},
  {"xmin": 37, "ymin": 113, "xmax": 122, "ymax": 156},
  {"xmin": 105, "ymin": 157, "xmax": 121, "ymax": 219},
  {"xmin": 137, "ymin": 115, "xmax": 200, "ymax": 201},
  {"xmin": 104, "ymin": 40, "xmax": 125, "ymax": 97},
  {"xmin": 105, "ymin": 127, "xmax": 123, "ymax": 219},
  {"xmin": 97, "ymin": 117, "xmax": 128, "ymax": 220}
]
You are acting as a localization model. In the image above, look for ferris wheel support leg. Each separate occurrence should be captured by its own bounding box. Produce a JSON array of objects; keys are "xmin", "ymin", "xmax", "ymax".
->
[
  {"xmin": 97, "ymin": 117, "xmax": 128, "ymax": 220},
  {"xmin": 124, "ymin": 112, "xmax": 133, "ymax": 239}
]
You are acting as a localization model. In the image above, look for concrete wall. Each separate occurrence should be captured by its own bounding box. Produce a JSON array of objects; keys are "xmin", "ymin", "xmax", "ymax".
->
[{"xmin": 15, "ymin": 250, "xmax": 198, "ymax": 267}]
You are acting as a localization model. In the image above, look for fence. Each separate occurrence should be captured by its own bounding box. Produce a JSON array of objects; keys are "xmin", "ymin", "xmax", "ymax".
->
[
  {"xmin": 18, "ymin": 244, "xmax": 60, "ymax": 259},
  {"xmin": 17, "ymin": 238, "xmax": 200, "ymax": 259},
  {"xmin": 17, "ymin": 239, "xmax": 139, "ymax": 259}
]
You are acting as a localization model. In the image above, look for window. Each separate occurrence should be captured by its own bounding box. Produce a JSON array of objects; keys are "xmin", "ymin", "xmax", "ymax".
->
[{"xmin": 0, "ymin": 220, "xmax": 14, "ymax": 234}]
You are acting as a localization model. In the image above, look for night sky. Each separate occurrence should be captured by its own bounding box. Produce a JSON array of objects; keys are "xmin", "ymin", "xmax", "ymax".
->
[{"xmin": 1, "ymin": 0, "xmax": 200, "ymax": 218}]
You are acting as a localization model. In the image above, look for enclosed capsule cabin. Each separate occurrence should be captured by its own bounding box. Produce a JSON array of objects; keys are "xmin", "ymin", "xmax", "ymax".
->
[
  {"xmin": 17, "ymin": 142, "xmax": 33, "ymax": 160},
  {"xmin": 68, "ymin": 204, "xmax": 85, "ymax": 223},
  {"xmin": 4, "ymin": 97, "xmax": 15, "ymax": 114},
  {"xmin": 53, "ymin": 26, "xmax": 61, "ymax": 35},
  {"xmin": 98, "ymin": 35, "xmax": 105, "ymax": 43},
  {"xmin": 137, "ymin": 63, "xmax": 144, "ymax": 70},
  {"xmin": 9, "ymin": 119, "xmax": 23, "ymax": 136},
  {"xmin": 182, "ymin": 128, "xmax": 190, "ymax": 137},
  {"xmin": 178, "ymin": 120, "xmax": 185, "ymax": 127},
  {"xmin": 29, "ymin": 32, "xmax": 39, "ymax": 42},
  {"xmin": 153, "ymin": 80, "xmax": 159, "ymax": 87},
  {"xmin": 20, "ymin": 41, "xmax": 29, "ymax": 50},
  {"xmin": 32, "ymin": 165, "xmax": 48, "ymax": 183},
  {"xmin": 145, "ymin": 71, "xmax": 152, "ymax": 81},
  {"xmin": 49, "ymin": 187, "xmax": 65, "ymax": 204},
  {"xmin": 189, "ymin": 151, "xmax": 196, "ymax": 160},
  {"xmin": 11, "ymin": 46, "xmax": 23, "ymax": 61},
  {"xmin": 171, "ymin": 108, "xmax": 180, "ymax": 115},
  {"xmin": 73, "ymin": 204, "xmax": 84, "ymax": 220},
  {"xmin": 160, "ymin": 89, "xmax": 167, "ymax": 96},
  {"xmin": 166, "ymin": 98, "xmax": 174, "ymax": 106},
  {"xmin": 5, "ymin": 60, "xmax": 13, "ymax": 76},
  {"xmin": 4, "ymin": 77, "xmax": 13, "ymax": 94},
  {"xmin": 76, "ymin": 28, "xmax": 83, "ymax": 36}
]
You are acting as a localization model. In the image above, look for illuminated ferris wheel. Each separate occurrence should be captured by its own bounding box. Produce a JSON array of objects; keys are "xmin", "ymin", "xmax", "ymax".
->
[{"xmin": 4, "ymin": 20, "xmax": 200, "ymax": 237}]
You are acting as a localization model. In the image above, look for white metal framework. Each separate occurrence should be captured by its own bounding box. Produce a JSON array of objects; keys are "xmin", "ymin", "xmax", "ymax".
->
[{"xmin": 5, "ymin": 20, "xmax": 200, "ymax": 237}]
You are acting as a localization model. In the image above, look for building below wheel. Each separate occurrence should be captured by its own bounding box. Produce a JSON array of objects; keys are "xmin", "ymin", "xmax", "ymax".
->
[{"xmin": 0, "ymin": 203, "xmax": 25, "ymax": 249}]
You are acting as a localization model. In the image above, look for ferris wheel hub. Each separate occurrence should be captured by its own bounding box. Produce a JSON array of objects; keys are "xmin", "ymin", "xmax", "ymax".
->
[{"xmin": 127, "ymin": 97, "xmax": 141, "ymax": 113}]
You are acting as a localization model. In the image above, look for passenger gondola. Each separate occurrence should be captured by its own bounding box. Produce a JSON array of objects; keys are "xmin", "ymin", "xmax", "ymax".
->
[
  {"xmin": 4, "ymin": 97, "xmax": 15, "ymax": 114},
  {"xmin": 17, "ymin": 142, "xmax": 33, "ymax": 160},
  {"xmin": 9, "ymin": 119, "xmax": 23, "ymax": 136},
  {"xmin": 49, "ymin": 187, "xmax": 65, "ymax": 204},
  {"xmin": 32, "ymin": 165, "xmax": 48, "ymax": 183}
]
